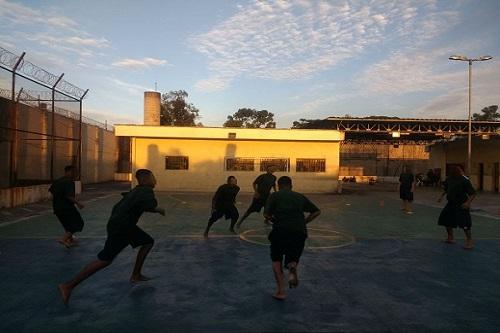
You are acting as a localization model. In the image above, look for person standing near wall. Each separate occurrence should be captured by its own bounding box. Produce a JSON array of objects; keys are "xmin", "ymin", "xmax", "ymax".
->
[
  {"xmin": 236, "ymin": 165, "xmax": 277, "ymax": 229},
  {"xmin": 399, "ymin": 165, "xmax": 415, "ymax": 214},
  {"xmin": 437, "ymin": 165, "xmax": 476, "ymax": 249},
  {"xmin": 49, "ymin": 165, "xmax": 85, "ymax": 248}
]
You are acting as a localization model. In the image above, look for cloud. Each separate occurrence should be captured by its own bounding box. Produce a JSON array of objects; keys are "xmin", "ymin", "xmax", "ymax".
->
[
  {"xmin": 191, "ymin": 0, "xmax": 460, "ymax": 92},
  {"xmin": 355, "ymin": 48, "xmax": 462, "ymax": 95},
  {"xmin": 111, "ymin": 57, "xmax": 168, "ymax": 70},
  {"xmin": 415, "ymin": 63, "xmax": 500, "ymax": 119},
  {"xmin": 0, "ymin": 0, "xmax": 109, "ymax": 61},
  {"xmin": 107, "ymin": 77, "xmax": 151, "ymax": 95}
]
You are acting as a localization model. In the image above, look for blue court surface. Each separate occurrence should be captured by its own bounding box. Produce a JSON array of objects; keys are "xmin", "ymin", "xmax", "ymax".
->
[{"xmin": 1, "ymin": 184, "xmax": 500, "ymax": 332}]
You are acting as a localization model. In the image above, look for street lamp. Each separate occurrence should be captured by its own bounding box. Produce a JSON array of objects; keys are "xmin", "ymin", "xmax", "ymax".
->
[{"xmin": 449, "ymin": 54, "xmax": 493, "ymax": 176}]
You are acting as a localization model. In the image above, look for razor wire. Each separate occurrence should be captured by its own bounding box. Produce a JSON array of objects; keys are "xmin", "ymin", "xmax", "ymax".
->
[{"xmin": 0, "ymin": 46, "xmax": 86, "ymax": 100}]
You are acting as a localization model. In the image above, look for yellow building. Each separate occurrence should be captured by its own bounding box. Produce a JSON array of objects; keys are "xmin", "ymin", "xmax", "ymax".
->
[
  {"xmin": 429, "ymin": 136, "xmax": 500, "ymax": 192},
  {"xmin": 115, "ymin": 125, "xmax": 344, "ymax": 193}
]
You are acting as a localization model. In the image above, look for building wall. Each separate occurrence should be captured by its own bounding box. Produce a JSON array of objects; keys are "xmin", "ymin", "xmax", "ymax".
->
[
  {"xmin": 340, "ymin": 142, "xmax": 430, "ymax": 177},
  {"xmin": 429, "ymin": 137, "xmax": 500, "ymax": 192},
  {"xmin": 0, "ymin": 96, "xmax": 117, "ymax": 188},
  {"xmin": 131, "ymin": 137, "xmax": 341, "ymax": 193}
]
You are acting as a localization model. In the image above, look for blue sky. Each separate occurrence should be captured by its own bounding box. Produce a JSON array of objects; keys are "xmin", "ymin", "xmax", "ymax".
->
[{"xmin": 1, "ymin": 0, "xmax": 499, "ymax": 127}]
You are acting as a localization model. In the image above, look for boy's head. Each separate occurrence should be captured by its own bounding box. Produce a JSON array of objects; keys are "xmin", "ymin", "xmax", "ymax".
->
[
  {"xmin": 64, "ymin": 165, "xmax": 76, "ymax": 179},
  {"xmin": 227, "ymin": 175, "xmax": 237, "ymax": 185},
  {"xmin": 277, "ymin": 176, "xmax": 292, "ymax": 190},
  {"xmin": 266, "ymin": 165, "xmax": 276, "ymax": 174},
  {"xmin": 450, "ymin": 165, "xmax": 464, "ymax": 178},
  {"xmin": 136, "ymin": 169, "xmax": 156, "ymax": 187}
]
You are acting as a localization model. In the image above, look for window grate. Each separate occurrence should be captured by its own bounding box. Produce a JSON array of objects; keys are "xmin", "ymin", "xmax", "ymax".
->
[
  {"xmin": 165, "ymin": 156, "xmax": 189, "ymax": 170},
  {"xmin": 226, "ymin": 158, "xmax": 255, "ymax": 171},
  {"xmin": 296, "ymin": 159, "xmax": 326, "ymax": 172}
]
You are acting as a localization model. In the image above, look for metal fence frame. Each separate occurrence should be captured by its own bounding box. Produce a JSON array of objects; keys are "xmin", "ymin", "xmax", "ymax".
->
[{"xmin": 0, "ymin": 46, "xmax": 91, "ymax": 186}]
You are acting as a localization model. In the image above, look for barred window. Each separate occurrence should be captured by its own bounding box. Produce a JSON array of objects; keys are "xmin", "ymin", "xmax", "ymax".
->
[
  {"xmin": 165, "ymin": 156, "xmax": 189, "ymax": 170},
  {"xmin": 226, "ymin": 158, "xmax": 255, "ymax": 171},
  {"xmin": 296, "ymin": 159, "xmax": 326, "ymax": 172},
  {"xmin": 260, "ymin": 158, "xmax": 290, "ymax": 172}
]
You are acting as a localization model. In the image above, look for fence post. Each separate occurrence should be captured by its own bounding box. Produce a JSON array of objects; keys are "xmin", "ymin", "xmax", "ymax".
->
[
  {"xmin": 78, "ymin": 89, "xmax": 89, "ymax": 182},
  {"xmin": 9, "ymin": 52, "xmax": 25, "ymax": 188},
  {"xmin": 50, "ymin": 73, "xmax": 64, "ymax": 181}
]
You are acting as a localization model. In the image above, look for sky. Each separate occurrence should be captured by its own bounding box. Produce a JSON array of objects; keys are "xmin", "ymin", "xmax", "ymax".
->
[{"xmin": 1, "ymin": 0, "xmax": 499, "ymax": 127}]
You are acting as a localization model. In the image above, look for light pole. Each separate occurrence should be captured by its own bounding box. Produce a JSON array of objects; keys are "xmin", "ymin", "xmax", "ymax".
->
[{"xmin": 449, "ymin": 55, "xmax": 493, "ymax": 176}]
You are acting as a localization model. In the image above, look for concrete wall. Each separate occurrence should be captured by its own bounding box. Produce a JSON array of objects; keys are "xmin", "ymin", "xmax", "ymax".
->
[
  {"xmin": 0, "ymin": 96, "xmax": 117, "ymax": 188},
  {"xmin": 131, "ymin": 137, "xmax": 341, "ymax": 193},
  {"xmin": 429, "ymin": 137, "xmax": 500, "ymax": 192}
]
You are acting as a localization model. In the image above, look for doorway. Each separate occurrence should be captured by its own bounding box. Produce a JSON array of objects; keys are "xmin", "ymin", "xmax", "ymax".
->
[
  {"xmin": 478, "ymin": 163, "xmax": 484, "ymax": 191},
  {"xmin": 493, "ymin": 163, "xmax": 499, "ymax": 193}
]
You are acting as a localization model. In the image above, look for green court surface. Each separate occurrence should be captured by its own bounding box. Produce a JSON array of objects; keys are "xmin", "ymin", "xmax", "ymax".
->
[{"xmin": 1, "ymin": 185, "xmax": 500, "ymax": 332}]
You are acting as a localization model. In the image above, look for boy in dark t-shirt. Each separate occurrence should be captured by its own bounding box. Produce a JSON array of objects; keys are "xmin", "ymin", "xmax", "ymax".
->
[
  {"xmin": 399, "ymin": 166, "xmax": 415, "ymax": 214},
  {"xmin": 438, "ymin": 165, "xmax": 476, "ymax": 249},
  {"xmin": 58, "ymin": 169, "xmax": 165, "ymax": 306},
  {"xmin": 204, "ymin": 176, "xmax": 240, "ymax": 238},
  {"xmin": 264, "ymin": 176, "xmax": 320, "ymax": 300},
  {"xmin": 49, "ymin": 165, "xmax": 85, "ymax": 248},
  {"xmin": 236, "ymin": 166, "xmax": 277, "ymax": 229}
]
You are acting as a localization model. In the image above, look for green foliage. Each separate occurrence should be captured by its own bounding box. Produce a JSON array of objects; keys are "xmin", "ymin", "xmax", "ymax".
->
[
  {"xmin": 223, "ymin": 108, "xmax": 276, "ymax": 128},
  {"xmin": 160, "ymin": 90, "xmax": 200, "ymax": 126},
  {"xmin": 473, "ymin": 105, "xmax": 499, "ymax": 121}
]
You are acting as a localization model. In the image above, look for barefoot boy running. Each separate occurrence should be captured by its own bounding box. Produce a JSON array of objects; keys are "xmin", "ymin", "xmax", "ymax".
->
[
  {"xmin": 264, "ymin": 176, "xmax": 320, "ymax": 300},
  {"xmin": 58, "ymin": 169, "xmax": 165, "ymax": 305},
  {"xmin": 204, "ymin": 176, "xmax": 240, "ymax": 238}
]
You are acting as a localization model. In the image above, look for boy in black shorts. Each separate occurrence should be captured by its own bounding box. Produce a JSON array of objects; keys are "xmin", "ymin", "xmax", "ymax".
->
[
  {"xmin": 437, "ymin": 165, "xmax": 476, "ymax": 249},
  {"xmin": 236, "ymin": 165, "xmax": 276, "ymax": 229},
  {"xmin": 49, "ymin": 165, "xmax": 85, "ymax": 248},
  {"xmin": 264, "ymin": 176, "xmax": 320, "ymax": 300},
  {"xmin": 58, "ymin": 169, "xmax": 165, "ymax": 305},
  {"xmin": 399, "ymin": 165, "xmax": 415, "ymax": 214},
  {"xmin": 204, "ymin": 176, "xmax": 240, "ymax": 238}
]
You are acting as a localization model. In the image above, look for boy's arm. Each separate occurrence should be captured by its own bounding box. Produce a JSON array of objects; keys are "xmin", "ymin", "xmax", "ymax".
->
[
  {"xmin": 304, "ymin": 197, "xmax": 320, "ymax": 224},
  {"xmin": 305, "ymin": 210, "xmax": 321, "ymax": 224},
  {"xmin": 65, "ymin": 181, "xmax": 84, "ymax": 209}
]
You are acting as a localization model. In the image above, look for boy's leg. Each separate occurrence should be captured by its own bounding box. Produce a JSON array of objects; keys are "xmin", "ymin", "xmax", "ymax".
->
[
  {"xmin": 58, "ymin": 231, "xmax": 73, "ymax": 248},
  {"xmin": 272, "ymin": 261, "xmax": 286, "ymax": 300},
  {"xmin": 129, "ymin": 227, "xmax": 155, "ymax": 282},
  {"xmin": 287, "ymin": 262, "xmax": 299, "ymax": 288},
  {"xmin": 204, "ymin": 218, "xmax": 217, "ymax": 238},
  {"xmin": 131, "ymin": 243, "xmax": 154, "ymax": 282},
  {"xmin": 229, "ymin": 206, "xmax": 239, "ymax": 234},
  {"xmin": 58, "ymin": 259, "xmax": 111, "ymax": 305},
  {"xmin": 463, "ymin": 229, "xmax": 473, "ymax": 249},
  {"xmin": 236, "ymin": 208, "xmax": 252, "ymax": 229},
  {"xmin": 444, "ymin": 227, "xmax": 455, "ymax": 243}
]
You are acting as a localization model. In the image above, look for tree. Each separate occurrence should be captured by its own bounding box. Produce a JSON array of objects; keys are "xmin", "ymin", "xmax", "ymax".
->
[
  {"xmin": 473, "ymin": 105, "xmax": 499, "ymax": 121},
  {"xmin": 160, "ymin": 90, "xmax": 200, "ymax": 126},
  {"xmin": 292, "ymin": 118, "xmax": 327, "ymax": 129},
  {"xmin": 223, "ymin": 108, "xmax": 276, "ymax": 128}
]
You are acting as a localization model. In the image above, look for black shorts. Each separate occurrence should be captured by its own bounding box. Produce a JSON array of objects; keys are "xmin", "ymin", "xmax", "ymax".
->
[
  {"xmin": 209, "ymin": 205, "xmax": 239, "ymax": 222},
  {"xmin": 399, "ymin": 188, "xmax": 414, "ymax": 201},
  {"xmin": 97, "ymin": 226, "xmax": 154, "ymax": 262},
  {"xmin": 438, "ymin": 202, "xmax": 472, "ymax": 230},
  {"xmin": 55, "ymin": 209, "xmax": 84, "ymax": 234},
  {"xmin": 268, "ymin": 230, "xmax": 306, "ymax": 268},
  {"xmin": 246, "ymin": 196, "xmax": 268, "ymax": 213}
]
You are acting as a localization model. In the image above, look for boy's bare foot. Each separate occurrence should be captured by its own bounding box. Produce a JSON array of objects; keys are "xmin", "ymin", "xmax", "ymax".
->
[
  {"xmin": 443, "ymin": 239, "xmax": 455, "ymax": 244},
  {"xmin": 463, "ymin": 241, "xmax": 474, "ymax": 250},
  {"xmin": 272, "ymin": 292, "xmax": 287, "ymax": 300},
  {"xmin": 57, "ymin": 239, "xmax": 71, "ymax": 249},
  {"xmin": 130, "ymin": 274, "xmax": 151, "ymax": 283},
  {"xmin": 405, "ymin": 211, "xmax": 414, "ymax": 215},
  {"xmin": 58, "ymin": 283, "xmax": 71, "ymax": 306}
]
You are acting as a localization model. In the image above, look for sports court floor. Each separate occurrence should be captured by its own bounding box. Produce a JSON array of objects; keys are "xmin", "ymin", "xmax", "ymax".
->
[{"xmin": 1, "ymin": 183, "xmax": 500, "ymax": 332}]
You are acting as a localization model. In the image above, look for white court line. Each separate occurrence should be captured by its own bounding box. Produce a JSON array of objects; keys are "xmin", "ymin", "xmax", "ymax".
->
[{"xmin": 0, "ymin": 194, "xmax": 118, "ymax": 228}]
